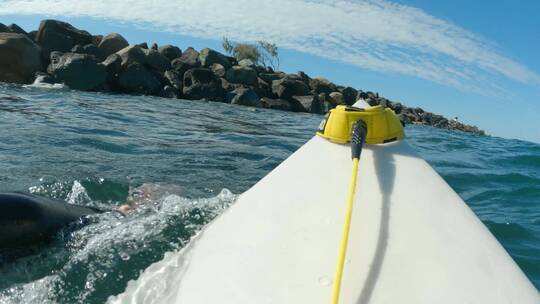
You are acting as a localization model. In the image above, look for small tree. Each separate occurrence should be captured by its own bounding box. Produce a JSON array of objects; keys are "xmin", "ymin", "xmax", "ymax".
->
[
  {"xmin": 222, "ymin": 37, "xmax": 236, "ymax": 57},
  {"xmin": 257, "ymin": 40, "xmax": 280, "ymax": 71},
  {"xmin": 222, "ymin": 37, "xmax": 280, "ymax": 70}
]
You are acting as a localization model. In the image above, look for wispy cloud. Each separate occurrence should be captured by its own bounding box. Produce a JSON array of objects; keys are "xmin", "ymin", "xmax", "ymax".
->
[{"xmin": 0, "ymin": 0, "xmax": 538, "ymax": 94}]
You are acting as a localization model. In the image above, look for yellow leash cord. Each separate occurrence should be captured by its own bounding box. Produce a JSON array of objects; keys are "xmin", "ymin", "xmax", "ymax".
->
[
  {"xmin": 331, "ymin": 157, "xmax": 360, "ymax": 304},
  {"xmin": 316, "ymin": 105, "xmax": 403, "ymax": 303}
]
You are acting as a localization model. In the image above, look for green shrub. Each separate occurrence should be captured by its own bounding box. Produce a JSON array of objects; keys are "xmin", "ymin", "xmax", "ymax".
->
[{"xmin": 222, "ymin": 37, "xmax": 280, "ymax": 70}]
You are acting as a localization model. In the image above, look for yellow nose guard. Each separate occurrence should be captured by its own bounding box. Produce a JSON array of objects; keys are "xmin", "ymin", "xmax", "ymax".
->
[{"xmin": 316, "ymin": 105, "xmax": 405, "ymax": 144}]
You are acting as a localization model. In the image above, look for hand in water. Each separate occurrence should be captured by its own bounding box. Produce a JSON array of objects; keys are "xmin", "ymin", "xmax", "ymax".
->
[
  {"xmin": 117, "ymin": 183, "xmax": 184, "ymax": 215},
  {"xmin": 117, "ymin": 204, "xmax": 132, "ymax": 215}
]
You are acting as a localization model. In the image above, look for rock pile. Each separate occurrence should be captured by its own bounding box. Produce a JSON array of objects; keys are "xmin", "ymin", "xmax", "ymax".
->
[
  {"xmin": 0, "ymin": 19, "xmax": 484, "ymax": 135},
  {"xmin": 361, "ymin": 92, "xmax": 485, "ymax": 135}
]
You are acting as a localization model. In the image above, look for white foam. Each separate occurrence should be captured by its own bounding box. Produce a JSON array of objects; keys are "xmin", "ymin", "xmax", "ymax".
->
[
  {"xmin": 108, "ymin": 189, "xmax": 236, "ymax": 304},
  {"xmin": 23, "ymin": 82, "xmax": 68, "ymax": 90},
  {"xmin": 0, "ymin": 188, "xmax": 237, "ymax": 304},
  {"xmin": 66, "ymin": 180, "xmax": 92, "ymax": 205}
]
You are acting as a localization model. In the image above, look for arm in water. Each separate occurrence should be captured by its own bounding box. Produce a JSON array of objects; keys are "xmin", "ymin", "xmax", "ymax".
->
[
  {"xmin": 0, "ymin": 192, "xmax": 104, "ymax": 249},
  {"xmin": 0, "ymin": 183, "xmax": 180, "ymax": 250},
  {"xmin": 0, "ymin": 184, "xmax": 178, "ymax": 250}
]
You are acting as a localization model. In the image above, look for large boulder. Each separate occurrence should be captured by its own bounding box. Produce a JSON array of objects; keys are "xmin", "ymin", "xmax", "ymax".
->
[
  {"xmin": 400, "ymin": 108, "xmax": 420, "ymax": 123},
  {"xmin": 434, "ymin": 115, "xmax": 450, "ymax": 129},
  {"xmin": 171, "ymin": 58, "xmax": 195, "ymax": 79},
  {"xmin": 164, "ymin": 70, "xmax": 183, "ymax": 92},
  {"xmin": 136, "ymin": 42, "xmax": 149, "ymax": 49},
  {"xmin": 282, "ymin": 73, "xmax": 305, "ymax": 82},
  {"xmin": 117, "ymin": 62, "xmax": 162, "ymax": 95},
  {"xmin": 254, "ymin": 65, "xmax": 269, "ymax": 74},
  {"xmin": 183, "ymin": 68, "xmax": 224, "ymax": 101},
  {"xmin": 28, "ymin": 31, "xmax": 37, "ymax": 42},
  {"xmin": 319, "ymin": 93, "xmax": 335, "ymax": 113},
  {"xmin": 261, "ymin": 97, "xmax": 291, "ymax": 111},
  {"xmin": 358, "ymin": 91, "xmax": 379, "ymax": 105},
  {"xmin": 180, "ymin": 47, "xmax": 200, "ymax": 66},
  {"xmin": 357, "ymin": 91, "xmax": 369, "ymax": 100},
  {"xmin": 158, "ymin": 45, "xmax": 182, "ymax": 61},
  {"xmin": 388, "ymin": 101, "xmax": 403, "ymax": 114},
  {"xmin": 309, "ymin": 77, "xmax": 337, "ymax": 94},
  {"xmin": 238, "ymin": 59, "xmax": 256, "ymax": 68},
  {"xmin": 365, "ymin": 97, "xmax": 379, "ymax": 106},
  {"xmin": 397, "ymin": 113, "xmax": 413, "ymax": 125},
  {"xmin": 259, "ymin": 72, "xmax": 284, "ymax": 84},
  {"xmin": 0, "ymin": 33, "xmax": 42, "ymax": 84},
  {"xmin": 211, "ymin": 63, "xmax": 226, "ymax": 78},
  {"xmin": 220, "ymin": 77, "xmax": 243, "ymax": 92},
  {"xmin": 143, "ymin": 48, "xmax": 171, "ymax": 72},
  {"xmin": 91, "ymin": 35, "xmax": 103, "ymax": 46},
  {"xmin": 159, "ymin": 85, "xmax": 180, "ymax": 99},
  {"xmin": 199, "ymin": 48, "xmax": 231, "ymax": 69},
  {"xmin": 225, "ymin": 66, "xmax": 258, "ymax": 85},
  {"xmin": 70, "ymin": 44, "xmax": 84, "ymax": 53},
  {"xmin": 329, "ymin": 92, "xmax": 345, "ymax": 105},
  {"xmin": 36, "ymin": 20, "xmax": 93, "ymax": 60},
  {"xmin": 297, "ymin": 71, "xmax": 311, "ymax": 84},
  {"xmin": 71, "ymin": 43, "xmax": 104, "ymax": 60},
  {"xmin": 340, "ymin": 86, "xmax": 358, "ymax": 105},
  {"xmin": 228, "ymin": 87, "xmax": 261, "ymax": 107},
  {"xmin": 98, "ymin": 33, "xmax": 129, "ymax": 57},
  {"xmin": 116, "ymin": 45, "xmax": 147, "ymax": 67},
  {"xmin": 271, "ymin": 77, "xmax": 310, "ymax": 99},
  {"xmin": 102, "ymin": 54, "xmax": 122, "ymax": 87},
  {"xmin": 8, "ymin": 24, "xmax": 27, "ymax": 36},
  {"xmin": 226, "ymin": 55, "xmax": 238, "ymax": 67},
  {"xmin": 47, "ymin": 52, "xmax": 107, "ymax": 91},
  {"xmin": 82, "ymin": 44, "xmax": 104, "ymax": 60},
  {"xmin": 254, "ymin": 77, "xmax": 272, "ymax": 98},
  {"xmin": 115, "ymin": 45, "xmax": 170, "ymax": 71},
  {"xmin": 0, "ymin": 23, "xmax": 9, "ymax": 33},
  {"xmin": 377, "ymin": 97, "xmax": 389, "ymax": 107},
  {"xmin": 291, "ymin": 95, "xmax": 323, "ymax": 114}
]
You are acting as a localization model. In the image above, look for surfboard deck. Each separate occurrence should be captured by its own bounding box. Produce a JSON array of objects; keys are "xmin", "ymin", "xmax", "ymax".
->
[{"xmin": 112, "ymin": 104, "xmax": 539, "ymax": 304}]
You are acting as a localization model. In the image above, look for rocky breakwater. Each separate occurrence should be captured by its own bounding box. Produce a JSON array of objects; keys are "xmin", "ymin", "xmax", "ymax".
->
[
  {"xmin": 360, "ymin": 92, "xmax": 485, "ymax": 135},
  {"xmin": 0, "ymin": 19, "xmax": 484, "ymax": 135}
]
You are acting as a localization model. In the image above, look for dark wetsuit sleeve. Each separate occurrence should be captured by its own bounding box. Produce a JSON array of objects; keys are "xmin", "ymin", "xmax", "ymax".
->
[{"xmin": 0, "ymin": 193, "xmax": 103, "ymax": 249}]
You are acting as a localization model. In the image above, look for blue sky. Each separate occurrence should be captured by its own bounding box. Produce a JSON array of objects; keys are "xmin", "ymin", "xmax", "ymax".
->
[{"xmin": 0, "ymin": 0, "xmax": 538, "ymax": 142}]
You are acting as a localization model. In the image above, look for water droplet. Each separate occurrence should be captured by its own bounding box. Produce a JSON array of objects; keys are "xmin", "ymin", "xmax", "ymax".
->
[
  {"xmin": 119, "ymin": 252, "xmax": 130, "ymax": 261},
  {"xmin": 318, "ymin": 276, "xmax": 332, "ymax": 286},
  {"xmin": 85, "ymin": 281, "xmax": 94, "ymax": 290}
]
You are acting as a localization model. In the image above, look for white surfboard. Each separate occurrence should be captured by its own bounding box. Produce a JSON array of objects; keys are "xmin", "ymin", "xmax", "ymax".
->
[{"xmin": 111, "ymin": 101, "xmax": 539, "ymax": 304}]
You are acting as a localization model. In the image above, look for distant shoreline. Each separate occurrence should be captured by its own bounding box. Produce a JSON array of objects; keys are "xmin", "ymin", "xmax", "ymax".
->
[{"xmin": 0, "ymin": 19, "xmax": 484, "ymax": 135}]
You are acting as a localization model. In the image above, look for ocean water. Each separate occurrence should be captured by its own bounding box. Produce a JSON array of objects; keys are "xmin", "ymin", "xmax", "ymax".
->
[{"xmin": 0, "ymin": 83, "xmax": 538, "ymax": 302}]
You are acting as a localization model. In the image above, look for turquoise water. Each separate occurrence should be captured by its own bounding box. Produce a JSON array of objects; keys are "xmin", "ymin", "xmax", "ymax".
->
[{"xmin": 0, "ymin": 83, "xmax": 538, "ymax": 302}]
